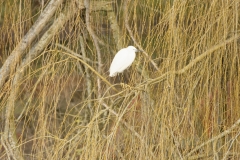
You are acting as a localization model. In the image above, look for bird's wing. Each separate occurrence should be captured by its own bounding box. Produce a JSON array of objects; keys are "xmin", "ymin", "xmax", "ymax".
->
[
  {"xmin": 110, "ymin": 48, "xmax": 135, "ymax": 74},
  {"xmin": 110, "ymin": 49, "xmax": 126, "ymax": 71}
]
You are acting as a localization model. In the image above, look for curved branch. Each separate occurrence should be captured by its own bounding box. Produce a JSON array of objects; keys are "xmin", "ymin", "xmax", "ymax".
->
[
  {"xmin": 60, "ymin": 51, "xmax": 117, "ymax": 92},
  {"xmin": 146, "ymin": 34, "xmax": 240, "ymax": 86},
  {"xmin": 0, "ymin": 0, "xmax": 64, "ymax": 89},
  {"xmin": 1, "ymin": 1, "xmax": 79, "ymax": 160},
  {"xmin": 175, "ymin": 34, "xmax": 240, "ymax": 74}
]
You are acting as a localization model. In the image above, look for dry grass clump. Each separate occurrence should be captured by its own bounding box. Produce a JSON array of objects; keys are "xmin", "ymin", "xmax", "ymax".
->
[{"xmin": 0, "ymin": 0, "xmax": 239, "ymax": 159}]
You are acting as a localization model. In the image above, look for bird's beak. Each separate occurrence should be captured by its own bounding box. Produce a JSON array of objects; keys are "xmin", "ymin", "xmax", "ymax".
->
[{"xmin": 137, "ymin": 49, "xmax": 143, "ymax": 52}]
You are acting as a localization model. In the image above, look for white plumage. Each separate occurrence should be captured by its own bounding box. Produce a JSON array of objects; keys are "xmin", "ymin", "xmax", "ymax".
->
[{"xmin": 109, "ymin": 46, "xmax": 139, "ymax": 77}]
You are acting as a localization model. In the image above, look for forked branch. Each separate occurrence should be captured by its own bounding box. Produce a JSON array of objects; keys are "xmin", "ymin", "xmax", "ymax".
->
[
  {"xmin": 0, "ymin": 0, "xmax": 64, "ymax": 90},
  {"xmin": 185, "ymin": 118, "xmax": 240, "ymax": 158},
  {"xmin": 1, "ymin": 1, "xmax": 79, "ymax": 159},
  {"xmin": 146, "ymin": 34, "xmax": 240, "ymax": 86}
]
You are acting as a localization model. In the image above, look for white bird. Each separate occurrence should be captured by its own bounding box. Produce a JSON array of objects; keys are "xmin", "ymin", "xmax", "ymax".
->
[{"xmin": 109, "ymin": 46, "xmax": 140, "ymax": 77}]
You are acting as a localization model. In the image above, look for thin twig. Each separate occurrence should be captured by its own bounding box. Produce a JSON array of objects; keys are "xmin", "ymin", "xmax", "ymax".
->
[
  {"xmin": 222, "ymin": 130, "xmax": 240, "ymax": 160},
  {"xmin": 102, "ymin": 102, "xmax": 156, "ymax": 159},
  {"xmin": 1, "ymin": 1, "xmax": 78, "ymax": 160},
  {"xmin": 123, "ymin": 0, "xmax": 159, "ymax": 71},
  {"xmin": 55, "ymin": 43, "xmax": 98, "ymax": 64},
  {"xmin": 84, "ymin": 0, "xmax": 103, "ymax": 98},
  {"xmin": 168, "ymin": 124, "xmax": 184, "ymax": 160},
  {"xmin": 185, "ymin": 118, "xmax": 240, "ymax": 158},
  {"xmin": 80, "ymin": 35, "xmax": 93, "ymax": 111},
  {"xmin": 145, "ymin": 34, "xmax": 240, "ymax": 86},
  {"xmin": 60, "ymin": 51, "xmax": 117, "ymax": 92},
  {"xmin": 175, "ymin": 34, "xmax": 240, "ymax": 75},
  {"xmin": 106, "ymin": 3, "xmax": 123, "ymax": 50},
  {"xmin": 0, "ymin": 0, "xmax": 64, "ymax": 90}
]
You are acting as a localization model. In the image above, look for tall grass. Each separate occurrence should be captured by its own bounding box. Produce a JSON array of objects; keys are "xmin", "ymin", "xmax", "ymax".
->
[{"xmin": 0, "ymin": 0, "xmax": 239, "ymax": 159}]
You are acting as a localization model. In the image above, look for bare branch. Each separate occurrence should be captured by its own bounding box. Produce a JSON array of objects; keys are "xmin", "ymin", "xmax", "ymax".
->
[
  {"xmin": 106, "ymin": 3, "xmax": 123, "ymax": 50},
  {"xmin": 102, "ymin": 102, "xmax": 156, "ymax": 159},
  {"xmin": 185, "ymin": 118, "xmax": 240, "ymax": 158},
  {"xmin": 147, "ymin": 34, "xmax": 240, "ymax": 86},
  {"xmin": 60, "ymin": 51, "xmax": 117, "ymax": 91},
  {"xmin": 80, "ymin": 35, "xmax": 93, "ymax": 111},
  {"xmin": 0, "ymin": 0, "xmax": 64, "ymax": 89},
  {"xmin": 55, "ymin": 43, "xmax": 98, "ymax": 64},
  {"xmin": 1, "ymin": 1, "xmax": 80, "ymax": 159},
  {"xmin": 176, "ymin": 34, "xmax": 240, "ymax": 74},
  {"xmin": 84, "ymin": 0, "xmax": 103, "ymax": 98}
]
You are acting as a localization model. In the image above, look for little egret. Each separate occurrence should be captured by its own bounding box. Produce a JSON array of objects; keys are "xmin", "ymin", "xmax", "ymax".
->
[{"xmin": 109, "ymin": 46, "xmax": 140, "ymax": 77}]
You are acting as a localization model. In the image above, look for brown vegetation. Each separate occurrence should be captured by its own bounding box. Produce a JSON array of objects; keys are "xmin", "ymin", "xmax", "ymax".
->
[{"xmin": 0, "ymin": 0, "xmax": 240, "ymax": 159}]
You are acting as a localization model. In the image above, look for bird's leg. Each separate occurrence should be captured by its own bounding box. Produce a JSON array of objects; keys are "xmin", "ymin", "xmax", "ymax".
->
[
  {"xmin": 119, "ymin": 73, "xmax": 125, "ymax": 88},
  {"xmin": 117, "ymin": 74, "xmax": 121, "ymax": 83}
]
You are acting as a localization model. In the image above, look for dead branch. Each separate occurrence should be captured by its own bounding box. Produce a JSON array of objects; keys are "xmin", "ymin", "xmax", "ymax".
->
[
  {"xmin": 80, "ymin": 35, "xmax": 93, "ymax": 111},
  {"xmin": 184, "ymin": 119, "xmax": 240, "ymax": 158},
  {"xmin": 102, "ymin": 102, "xmax": 156, "ymax": 159},
  {"xmin": 175, "ymin": 34, "xmax": 240, "ymax": 75},
  {"xmin": 60, "ymin": 51, "xmax": 117, "ymax": 91},
  {"xmin": 146, "ymin": 34, "xmax": 240, "ymax": 86},
  {"xmin": 0, "ymin": 0, "xmax": 64, "ymax": 90},
  {"xmin": 105, "ymin": 3, "xmax": 123, "ymax": 50},
  {"xmin": 1, "ymin": 1, "xmax": 80, "ymax": 159},
  {"xmin": 222, "ymin": 131, "xmax": 240, "ymax": 160},
  {"xmin": 84, "ymin": 0, "xmax": 103, "ymax": 98},
  {"xmin": 56, "ymin": 43, "xmax": 97, "ymax": 63}
]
